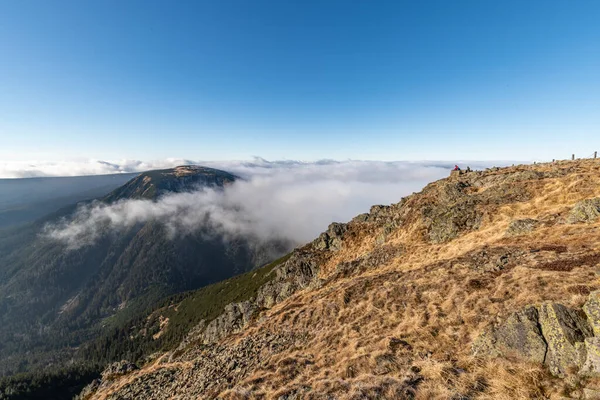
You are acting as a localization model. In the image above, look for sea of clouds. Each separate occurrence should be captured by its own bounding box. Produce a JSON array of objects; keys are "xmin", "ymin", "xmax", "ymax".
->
[{"xmin": 39, "ymin": 158, "xmax": 508, "ymax": 249}]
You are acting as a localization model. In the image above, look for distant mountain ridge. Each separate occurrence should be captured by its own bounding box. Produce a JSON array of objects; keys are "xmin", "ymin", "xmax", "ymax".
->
[
  {"xmin": 103, "ymin": 166, "xmax": 237, "ymax": 202},
  {"xmin": 0, "ymin": 173, "xmax": 139, "ymax": 228}
]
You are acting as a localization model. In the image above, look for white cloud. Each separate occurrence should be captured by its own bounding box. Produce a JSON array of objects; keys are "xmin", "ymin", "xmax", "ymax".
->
[
  {"xmin": 43, "ymin": 159, "xmax": 506, "ymax": 249},
  {"xmin": 0, "ymin": 158, "xmax": 196, "ymax": 179}
]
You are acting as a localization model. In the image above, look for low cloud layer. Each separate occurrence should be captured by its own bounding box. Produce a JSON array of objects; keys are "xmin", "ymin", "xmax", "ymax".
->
[
  {"xmin": 44, "ymin": 159, "xmax": 506, "ymax": 249},
  {"xmin": 0, "ymin": 158, "xmax": 196, "ymax": 179}
]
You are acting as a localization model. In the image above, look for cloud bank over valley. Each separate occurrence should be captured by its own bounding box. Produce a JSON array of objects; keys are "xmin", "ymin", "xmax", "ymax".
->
[{"xmin": 44, "ymin": 159, "xmax": 506, "ymax": 249}]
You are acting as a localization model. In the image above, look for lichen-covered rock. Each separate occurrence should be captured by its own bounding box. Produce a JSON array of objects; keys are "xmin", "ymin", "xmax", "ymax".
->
[
  {"xmin": 581, "ymin": 338, "xmax": 600, "ymax": 375},
  {"xmin": 568, "ymin": 198, "xmax": 600, "ymax": 223},
  {"xmin": 506, "ymin": 218, "xmax": 539, "ymax": 236},
  {"xmin": 537, "ymin": 302, "xmax": 591, "ymax": 376},
  {"xmin": 585, "ymin": 291, "xmax": 600, "ymax": 337},
  {"xmin": 422, "ymin": 182, "xmax": 482, "ymax": 243},
  {"xmin": 201, "ymin": 301, "xmax": 257, "ymax": 344},
  {"xmin": 314, "ymin": 222, "xmax": 348, "ymax": 251},
  {"xmin": 473, "ymin": 296, "xmax": 600, "ymax": 377},
  {"xmin": 471, "ymin": 306, "xmax": 546, "ymax": 363},
  {"xmin": 256, "ymin": 253, "xmax": 320, "ymax": 308}
]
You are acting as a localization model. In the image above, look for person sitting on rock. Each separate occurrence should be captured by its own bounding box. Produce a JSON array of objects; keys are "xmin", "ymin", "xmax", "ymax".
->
[{"xmin": 453, "ymin": 165, "xmax": 461, "ymax": 171}]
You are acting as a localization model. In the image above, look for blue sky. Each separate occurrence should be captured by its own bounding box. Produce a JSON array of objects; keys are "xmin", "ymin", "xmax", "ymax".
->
[{"xmin": 0, "ymin": 0, "xmax": 599, "ymax": 163}]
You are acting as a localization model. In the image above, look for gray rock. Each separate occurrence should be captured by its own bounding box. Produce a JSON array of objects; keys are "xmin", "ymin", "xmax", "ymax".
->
[
  {"xmin": 538, "ymin": 302, "xmax": 591, "ymax": 376},
  {"xmin": 568, "ymin": 198, "xmax": 600, "ymax": 224},
  {"xmin": 471, "ymin": 306, "xmax": 546, "ymax": 363},
  {"xmin": 506, "ymin": 218, "xmax": 539, "ymax": 236},
  {"xmin": 422, "ymin": 182, "xmax": 481, "ymax": 243},
  {"xmin": 584, "ymin": 291, "xmax": 600, "ymax": 336},
  {"xmin": 201, "ymin": 301, "xmax": 257, "ymax": 344},
  {"xmin": 581, "ymin": 338, "xmax": 600, "ymax": 375},
  {"xmin": 256, "ymin": 253, "xmax": 320, "ymax": 308},
  {"xmin": 473, "ymin": 296, "xmax": 600, "ymax": 377},
  {"xmin": 101, "ymin": 360, "xmax": 139, "ymax": 380},
  {"xmin": 314, "ymin": 222, "xmax": 347, "ymax": 251}
]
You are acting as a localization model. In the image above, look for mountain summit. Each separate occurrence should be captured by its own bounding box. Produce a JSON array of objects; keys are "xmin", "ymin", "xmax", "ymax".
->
[
  {"xmin": 81, "ymin": 159, "xmax": 600, "ymax": 399},
  {"xmin": 103, "ymin": 166, "xmax": 237, "ymax": 202}
]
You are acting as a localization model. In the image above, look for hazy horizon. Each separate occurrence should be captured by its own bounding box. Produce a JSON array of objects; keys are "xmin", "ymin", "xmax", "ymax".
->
[{"xmin": 0, "ymin": 156, "xmax": 527, "ymax": 179}]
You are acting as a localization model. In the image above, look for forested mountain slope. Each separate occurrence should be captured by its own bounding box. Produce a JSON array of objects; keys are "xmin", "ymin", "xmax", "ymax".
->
[{"xmin": 0, "ymin": 166, "xmax": 288, "ymax": 398}]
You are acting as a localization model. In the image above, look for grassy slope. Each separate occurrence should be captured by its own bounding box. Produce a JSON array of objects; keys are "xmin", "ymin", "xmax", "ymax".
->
[{"xmin": 94, "ymin": 159, "xmax": 600, "ymax": 400}]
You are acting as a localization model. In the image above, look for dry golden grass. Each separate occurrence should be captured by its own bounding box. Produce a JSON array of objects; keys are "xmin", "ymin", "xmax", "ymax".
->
[{"xmin": 93, "ymin": 159, "xmax": 600, "ymax": 399}]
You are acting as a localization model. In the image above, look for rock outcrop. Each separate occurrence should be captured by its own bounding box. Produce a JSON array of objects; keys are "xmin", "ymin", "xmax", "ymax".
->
[
  {"xmin": 173, "ymin": 249, "xmax": 324, "ymax": 350},
  {"xmin": 474, "ymin": 292, "xmax": 600, "ymax": 377},
  {"xmin": 314, "ymin": 222, "xmax": 348, "ymax": 251},
  {"xmin": 472, "ymin": 306, "xmax": 547, "ymax": 364},
  {"xmin": 422, "ymin": 181, "xmax": 482, "ymax": 243},
  {"xmin": 101, "ymin": 360, "xmax": 139, "ymax": 380},
  {"xmin": 200, "ymin": 301, "xmax": 257, "ymax": 344},
  {"xmin": 568, "ymin": 198, "xmax": 600, "ymax": 223}
]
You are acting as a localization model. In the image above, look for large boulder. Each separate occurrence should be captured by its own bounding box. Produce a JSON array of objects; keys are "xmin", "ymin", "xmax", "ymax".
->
[
  {"xmin": 472, "ymin": 306, "xmax": 546, "ymax": 363},
  {"xmin": 473, "ymin": 297, "xmax": 597, "ymax": 377},
  {"xmin": 538, "ymin": 302, "xmax": 591, "ymax": 376}
]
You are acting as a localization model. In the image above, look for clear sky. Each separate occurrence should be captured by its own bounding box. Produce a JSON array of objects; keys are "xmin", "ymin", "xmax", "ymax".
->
[{"xmin": 0, "ymin": 0, "xmax": 598, "ymax": 162}]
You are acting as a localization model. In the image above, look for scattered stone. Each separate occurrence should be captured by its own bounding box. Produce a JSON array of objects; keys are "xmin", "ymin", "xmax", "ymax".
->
[
  {"xmin": 506, "ymin": 218, "xmax": 539, "ymax": 236},
  {"xmin": 101, "ymin": 360, "xmax": 139, "ymax": 380}
]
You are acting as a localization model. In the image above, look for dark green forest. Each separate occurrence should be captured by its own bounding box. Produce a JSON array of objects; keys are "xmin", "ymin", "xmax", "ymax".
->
[{"xmin": 0, "ymin": 167, "xmax": 290, "ymax": 399}]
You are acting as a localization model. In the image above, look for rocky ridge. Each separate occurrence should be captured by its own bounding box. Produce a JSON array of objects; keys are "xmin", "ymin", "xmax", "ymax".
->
[{"xmin": 82, "ymin": 160, "xmax": 600, "ymax": 399}]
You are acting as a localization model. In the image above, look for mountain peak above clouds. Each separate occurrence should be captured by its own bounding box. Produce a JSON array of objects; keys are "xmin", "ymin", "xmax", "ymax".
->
[{"xmin": 103, "ymin": 165, "xmax": 238, "ymax": 202}]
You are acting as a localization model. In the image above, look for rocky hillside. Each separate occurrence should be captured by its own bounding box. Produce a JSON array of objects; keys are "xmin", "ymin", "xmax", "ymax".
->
[{"xmin": 82, "ymin": 160, "xmax": 600, "ymax": 399}]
